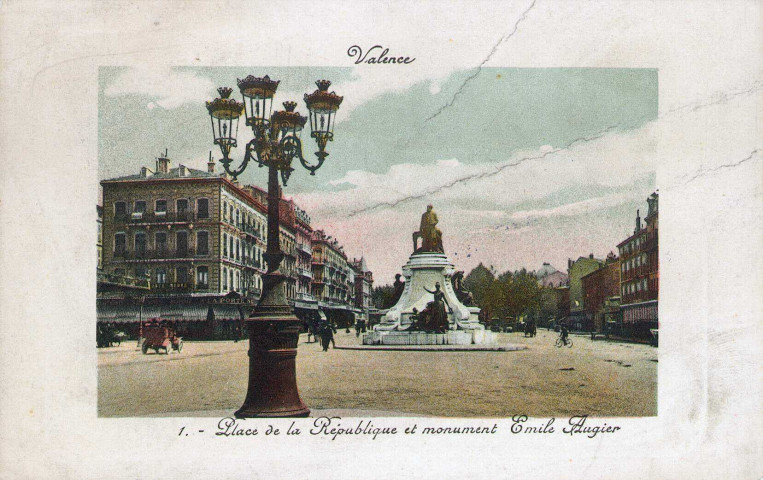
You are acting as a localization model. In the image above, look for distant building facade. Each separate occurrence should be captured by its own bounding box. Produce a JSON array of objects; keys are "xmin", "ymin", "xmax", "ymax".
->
[
  {"xmin": 581, "ymin": 252, "xmax": 621, "ymax": 333},
  {"xmin": 536, "ymin": 262, "xmax": 569, "ymax": 327},
  {"xmin": 536, "ymin": 262, "xmax": 569, "ymax": 288},
  {"xmin": 352, "ymin": 257, "xmax": 374, "ymax": 324},
  {"xmin": 311, "ymin": 230, "xmax": 359, "ymax": 327},
  {"xmin": 616, "ymin": 192, "xmax": 659, "ymax": 340},
  {"xmin": 567, "ymin": 254, "xmax": 606, "ymax": 330}
]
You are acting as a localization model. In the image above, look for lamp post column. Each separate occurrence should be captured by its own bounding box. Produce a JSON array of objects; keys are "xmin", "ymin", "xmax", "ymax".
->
[{"xmin": 235, "ymin": 164, "xmax": 309, "ymax": 418}]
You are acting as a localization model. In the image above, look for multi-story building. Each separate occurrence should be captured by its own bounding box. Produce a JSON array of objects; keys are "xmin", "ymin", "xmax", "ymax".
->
[
  {"xmin": 311, "ymin": 230, "xmax": 358, "ymax": 327},
  {"xmin": 292, "ymin": 205, "xmax": 318, "ymax": 316},
  {"xmin": 617, "ymin": 192, "xmax": 659, "ymax": 340},
  {"xmin": 98, "ymin": 152, "xmax": 370, "ymax": 338},
  {"xmin": 567, "ymin": 254, "xmax": 605, "ymax": 330},
  {"xmin": 351, "ymin": 257, "xmax": 374, "ymax": 324},
  {"xmin": 581, "ymin": 252, "xmax": 621, "ymax": 334},
  {"xmin": 101, "ymin": 154, "xmax": 270, "ymax": 298},
  {"xmin": 99, "ymin": 154, "xmax": 269, "ymax": 338}
]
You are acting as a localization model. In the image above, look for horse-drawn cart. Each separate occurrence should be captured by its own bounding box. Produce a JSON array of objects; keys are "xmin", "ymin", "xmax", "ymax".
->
[{"xmin": 141, "ymin": 323, "xmax": 183, "ymax": 355}]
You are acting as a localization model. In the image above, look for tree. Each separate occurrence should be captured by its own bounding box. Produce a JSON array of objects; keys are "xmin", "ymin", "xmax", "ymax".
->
[
  {"xmin": 463, "ymin": 263, "xmax": 495, "ymax": 307},
  {"xmin": 462, "ymin": 264, "xmax": 543, "ymax": 324},
  {"xmin": 371, "ymin": 285, "xmax": 397, "ymax": 309}
]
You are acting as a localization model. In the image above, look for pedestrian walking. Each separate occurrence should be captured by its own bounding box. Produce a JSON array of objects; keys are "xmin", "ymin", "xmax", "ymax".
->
[{"xmin": 320, "ymin": 322, "xmax": 336, "ymax": 351}]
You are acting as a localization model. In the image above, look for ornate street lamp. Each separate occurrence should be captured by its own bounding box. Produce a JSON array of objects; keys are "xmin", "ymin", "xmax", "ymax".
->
[{"xmin": 206, "ymin": 76, "xmax": 342, "ymax": 417}]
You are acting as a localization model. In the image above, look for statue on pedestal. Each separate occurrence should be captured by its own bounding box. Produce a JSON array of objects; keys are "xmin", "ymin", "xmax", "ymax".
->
[
  {"xmin": 422, "ymin": 282, "xmax": 451, "ymax": 332},
  {"xmin": 413, "ymin": 205, "xmax": 444, "ymax": 253}
]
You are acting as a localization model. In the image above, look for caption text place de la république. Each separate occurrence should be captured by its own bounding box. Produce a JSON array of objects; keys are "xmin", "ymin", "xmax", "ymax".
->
[{"xmin": 206, "ymin": 415, "xmax": 620, "ymax": 440}]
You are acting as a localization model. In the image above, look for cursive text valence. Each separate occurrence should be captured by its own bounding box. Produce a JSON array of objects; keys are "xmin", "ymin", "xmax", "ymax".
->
[{"xmin": 347, "ymin": 45, "xmax": 415, "ymax": 65}]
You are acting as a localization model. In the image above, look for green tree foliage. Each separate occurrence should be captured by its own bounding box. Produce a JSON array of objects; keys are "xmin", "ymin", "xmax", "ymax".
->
[
  {"xmin": 463, "ymin": 264, "xmax": 543, "ymax": 322},
  {"xmin": 371, "ymin": 284, "xmax": 397, "ymax": 309}
]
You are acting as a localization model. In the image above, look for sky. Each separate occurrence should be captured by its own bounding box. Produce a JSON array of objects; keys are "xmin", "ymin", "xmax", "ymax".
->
[{"xmin": 99, "ymin": 66, "xmax": 658, "ymax": 283}]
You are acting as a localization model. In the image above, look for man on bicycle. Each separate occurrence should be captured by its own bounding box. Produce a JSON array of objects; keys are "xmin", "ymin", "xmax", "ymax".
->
[{"xmin": 560, "ymin": 323, "xmax": 570, "ymax": 345}]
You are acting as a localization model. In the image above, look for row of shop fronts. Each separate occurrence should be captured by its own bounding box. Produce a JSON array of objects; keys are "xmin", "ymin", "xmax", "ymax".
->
[
  {"xmin": 97, "ymin": 291, "xmax": 364, "ymax": 341},
  {"xmin": 564, "ymin": 299, "xmax": 658, "ymax": 342}
]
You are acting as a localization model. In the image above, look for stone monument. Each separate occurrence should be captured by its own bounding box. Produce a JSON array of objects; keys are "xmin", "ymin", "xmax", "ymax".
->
[{"xmin": 364, "ymin": 205, "xmax": 493, "ymax": 346}]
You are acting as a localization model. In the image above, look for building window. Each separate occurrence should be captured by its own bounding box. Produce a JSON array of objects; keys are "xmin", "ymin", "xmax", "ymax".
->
[
  {"xmin": 236, "ymin": 239, "xmax": 240, "ymax": 260},
  {"xmin": 177, "ymin": 266, "xmax": 189, "ymax": 284},
  {"xmin": 197, "ymin": 231, "xmax": 209, "ymax": 255},
  {"xmin": 114, "ymin": 233, "xmax": 126, "ymax": 257},
  {"xmin": 155, "ymin": 232, "xmax": 168, "ymax": 256},
  {"xmin": 134, "ymin": 201, "xmax": 146, "ymax": 214},
  {"xmin": 229, "ymin": 236, "xmax": 234, "ymax": 260},
  {"xmin": 197, "ymin": 266, "xmax": 208, "ymax": 286},
  {"xmin": 236, "ymin": 209, "xmax": 240, "ymax": 225},
  {"xmin": 156, "ymin": 268, "xmax": 167, "ymax": 285},
  {"xmin": 135, "ymin": 232, "xmax": 147, "ymax": 258},
  {"xmin": 229, "ymin": 270, "xmax": 233, "ymax": 291},
  {"xmin": 176, "ymin": 231, "xmax": 188, "ymax": 257},
  {"xmin": 177, "ymin": 199, "xmax": 189, "ymax": 219},
  {"xmin": 114, "ymin": 202, "xmax": 127, "ymax": 218},
  {"xmin": 236, "ymin": 271, "xmax": 240, "ymax": 292},
  {"xmin": 223, "ymin": 202, "xmax": 228, "ymax": 221},
  {"xmin": 222, "ymin": 267, "xmax": 228, "ymax": 290},
  {"xmin": 197, "ymin": 198, "xmax": 209, "ymax": 219},
  {"xmin": 155, "ymin": 199, "xmax": 167, "ymax": 215}
]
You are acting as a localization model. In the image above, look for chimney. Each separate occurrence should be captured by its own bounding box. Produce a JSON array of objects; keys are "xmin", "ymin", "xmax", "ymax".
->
[
  {"xmin": 207, "ymin": 151, "xmax": 215, "ymax": 173},
  {"xmin": 635, "ymin": 208, "xmax": 641, "ymax": 234},
  {"xmin": 179, "ymin": 164, "xmax": 187, "ymax": 177},
  {"xmin": 156, "ymin": 149, "xmax": 170, "ymax": 174}
]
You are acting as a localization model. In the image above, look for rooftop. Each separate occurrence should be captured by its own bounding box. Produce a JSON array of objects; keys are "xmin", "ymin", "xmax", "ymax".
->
[{"xmin": 102, "ymin": 165, "xmax": 219, "ymax": 183}]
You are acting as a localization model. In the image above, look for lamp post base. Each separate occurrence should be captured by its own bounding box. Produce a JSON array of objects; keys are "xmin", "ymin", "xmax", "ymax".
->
[{"xmin": 235, "ymin": 303, "xmax": 309, "ymax": 419}]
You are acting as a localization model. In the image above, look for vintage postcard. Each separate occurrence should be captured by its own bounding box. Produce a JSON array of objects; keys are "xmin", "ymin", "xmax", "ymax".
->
[{"xmin": 1, "ymin": 1, "xmax": 760, "ymax": 479}]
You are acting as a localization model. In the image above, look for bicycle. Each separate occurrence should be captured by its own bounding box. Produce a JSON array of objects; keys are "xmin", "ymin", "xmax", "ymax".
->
[{"xmin": 555, "ymin": 336, "xmax": 573, "ymax": 348}]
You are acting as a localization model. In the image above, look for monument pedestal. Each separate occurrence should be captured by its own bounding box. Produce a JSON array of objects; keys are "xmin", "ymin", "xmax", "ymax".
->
[
  {"xmin": 363, "ymin": 330, "xmax": 496, "ymax": 345},
  {"xmin": 365, "ymin": 252, "xmax": 495, "ymax": 346}
]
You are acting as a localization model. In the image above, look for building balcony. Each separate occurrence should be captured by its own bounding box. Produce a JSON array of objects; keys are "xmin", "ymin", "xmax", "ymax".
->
[
  {"xmin": 297, "ymin": 267, "xmax": 313, "ymax": 279},
  {"xmin": 621, "ymin": 264, "xmax": 651, "ymax": 280},
  {"xmin": 115, "ymin": 248, "xmax": 208, "ymax": 261},
  {"xmin": 621, "ymin": 290, "xmax": 658, "ymax": 305},
  {"xmin": 296, "ymin": 243, "xmax": 312, "ymax": 255},
  {"xmin": 296, "ymin": 292, "xmax": 315, "ymax": 301},
  {"xmin": 115, "ymin": 211, "xmax": 206, "ymax": 224}
]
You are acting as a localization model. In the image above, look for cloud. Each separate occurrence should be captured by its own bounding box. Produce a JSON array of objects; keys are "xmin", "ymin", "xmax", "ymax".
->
[
  {"xmin": 295, "ymin": 86, "xmax": 760, "ymax": 282},
  {"xmin": 104, "ymin": 66, "xmax": 216, "ymax": 110}
]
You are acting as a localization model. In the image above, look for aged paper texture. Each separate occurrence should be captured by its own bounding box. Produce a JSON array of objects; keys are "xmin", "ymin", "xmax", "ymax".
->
[{"xmin": 0, "ymin": 1, "xmax": 760, "ymax": 479}]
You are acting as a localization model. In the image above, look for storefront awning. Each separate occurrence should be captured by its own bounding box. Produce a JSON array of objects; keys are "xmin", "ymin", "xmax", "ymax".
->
[
  {"xmin": 211, "ymin": 304, "xmax": 243, "ymax": 321},
  {"xmin": 622, "ymin": 300, "xmax": 658, "ymax": 324},
  {"xmin": 97, "ymin": 304, "xmax": 210, "ymax": 323},
  {"xmin": 97, "ymin": 304, "xmax": 139, "ymax": 323}
]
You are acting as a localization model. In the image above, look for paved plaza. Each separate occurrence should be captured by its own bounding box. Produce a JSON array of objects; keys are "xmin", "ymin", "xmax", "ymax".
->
[{"xmin": 98, "ymin": 329, "xmax": 657, "ymax": 418}]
